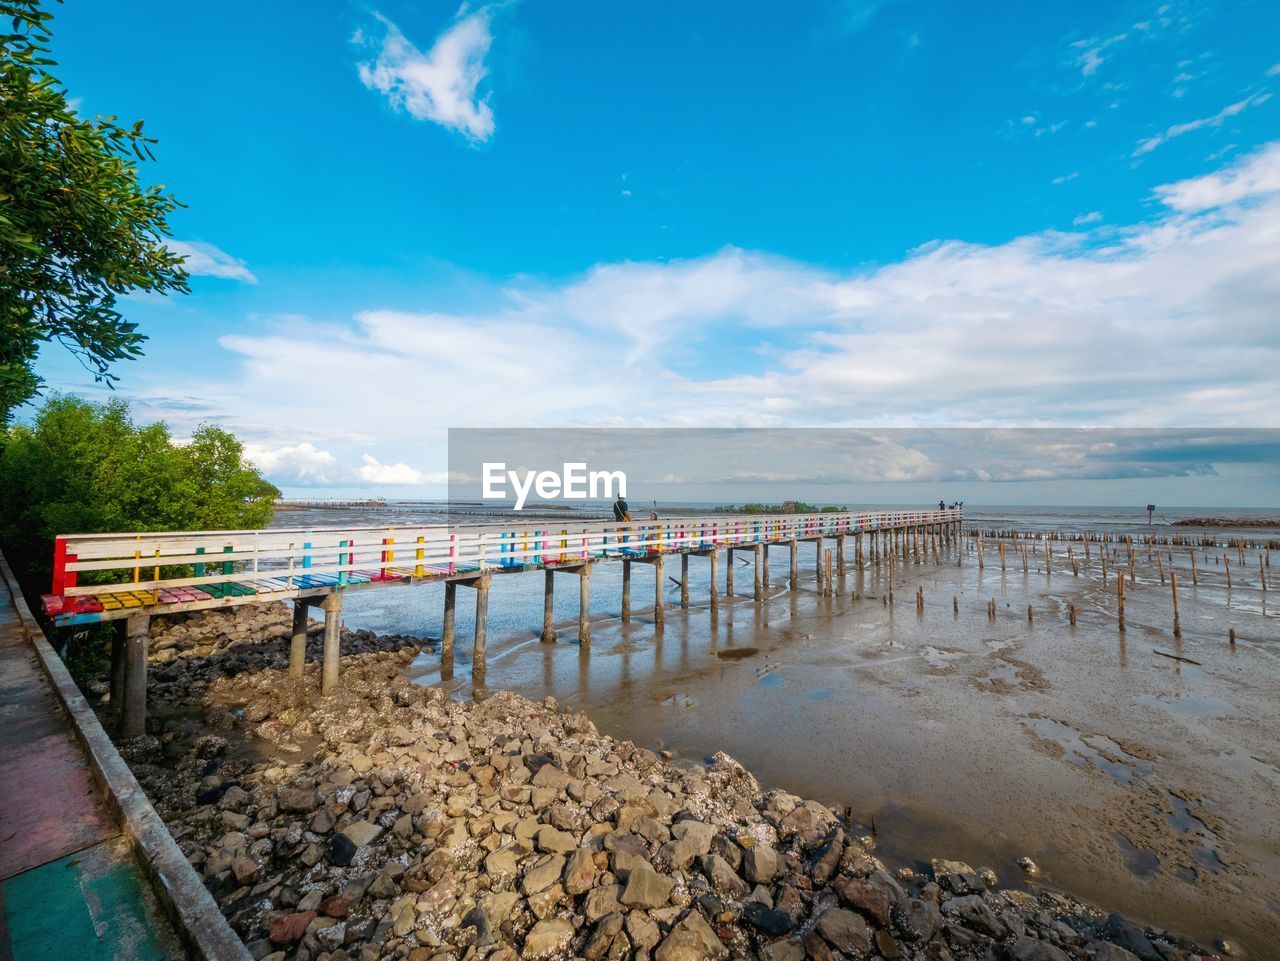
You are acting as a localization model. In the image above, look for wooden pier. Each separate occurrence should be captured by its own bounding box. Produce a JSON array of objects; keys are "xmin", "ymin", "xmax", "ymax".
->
[{"xmin": 41, "ymin": 508, "xmax": 961, "ymax": 734}]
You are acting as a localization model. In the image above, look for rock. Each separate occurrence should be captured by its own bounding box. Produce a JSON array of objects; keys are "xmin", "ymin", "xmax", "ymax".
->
[
  {"xmin": 893, "ymin": 898, "xmax": 941, "ymax": 943},
  {"xmin": 931, "ymin": 858, "xmax": 974, "ymax": 876},
  {"xmin": 536, "ymin": 825, "xmax": 577, "ymax": 854},
  {"xmin": 621, "ymin": 864, "xmax": 676, "ymax": 909},
  {"xmin": 1008, "ymin": 938, "xmax": 1072, "ymax": 961},
  {"xmin": 276, "ymin": 786, "xmax": 317, "ymax": 813},
  {"xmin": 835, "ymin": 876, "xmax": 892, "ymax": 926},
  {"xmin": 1086, "ymin": 944, "xmax": 1140, "ymax": 961},
  {"xmin": 523, "ymin": 918, "xmax": 575, "ymax": 958},
  {"xmin": 1100, "ymin": 914, "xmax": 1162, "ymax": 961},
  {"xmin": 760, "ymin": 937, "xmax": 804, "ymax": 961},
  {"xmin": 269, "ymin": 911, "xmax": 317, "ymax": 944},
  {"xmin": 522, "ymin": 855, "xmax": 567, "ymax": 895},
  {"xmin": 670, "ymin": 820, "xmax": 715, "ymax": 853},
  {"xmin": 627, "ymin": 912, "xmax": 662, "ymax": 951},
  {"xmin": 318, "ymin": 895, "xmax": 350, "ymax": 918},
  {"xmin": 742, "ymin": 902, "xmax": 793, "ymax": 936},
  {"xmin": 584, "ymin": 913, "xmax": 625, "ymax": 961},
  {"xmin": 564, "ymin": 848, "xmax": 597, "ymax": 895},
  {"xmin": 940, "ymin": 895, "xmax": 1007, "ymax": 940},
  {"xmin": 325, "ymin": 833, "xmax": 357, "ymax": 867},
  {"xmin": 585, "ymin": 884, "xmax": 623, "ymax": 922},
  {"xmin": 531, "ymin": 765, "xmax": 573, "ymax": 791},
  {"xmin": 700, "ymin": 854, "xmax": 749, "ymax": 897},
  {"xmin": 367, "ymin": 871, "xmax": 399, "ymax": 900},
  {"xmin": 654, "ymin": 910, "xmax": 729, "ymax": 961},
  {"xmin": 743, "ymin": 844, "xmax": 779, "ymax": 885},
  {"xmin": 461, "ymin": 904, "xmax": 494, "ymax": 946},
  {"xmin": 815, "ymin": 907, "xmax": 871, "ymax": 956}
]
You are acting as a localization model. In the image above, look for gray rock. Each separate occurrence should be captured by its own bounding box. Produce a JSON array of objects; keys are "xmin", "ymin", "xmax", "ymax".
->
[
  {"xmin": 654, "ymin": 910, "xmax": 729, "ymax": 961},
  {"xmin": 564, "ymin": 847, "xmax": 597, "ymax": 895},
  {"xmin": 893, "ymin": 898, "xmax": 941, "ymax": 943},
  {"xmin": 815, "ymin": 907, "xmax": 871, "ymax": 955},
  {"xmin": 621, "ymin": 864, "xmax": 675, "ymax": 909},
  {"xmin": 1008, "ymin": 937, "xmax": 1072, "ymax": 961},
  {"xmin": 743, "ymin": 844, "xmax": 779, "ymax": 885},
  {"xmin": 523, "ymin": 917, "xmax": 575, "ymax": 958},
  {"xmin": 1101, "ymin": 914, "xmax": 1162, "ymax": 961},
  {"xmin": 941, "ymin": 894, "xmax": 1007, "ymax": 940},
  {"xmin": 522, "ymin": 854, "xmax": 567, "ymax": 895}
]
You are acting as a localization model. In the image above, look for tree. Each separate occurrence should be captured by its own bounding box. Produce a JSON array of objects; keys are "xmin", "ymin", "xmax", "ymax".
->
[
  {"xmin": 1, "ymin": 0, "xmax": 189, "ymax": 424},
  {"xmin": 0, "ymin": 396, "xmax": 279, "ymax": 593}
]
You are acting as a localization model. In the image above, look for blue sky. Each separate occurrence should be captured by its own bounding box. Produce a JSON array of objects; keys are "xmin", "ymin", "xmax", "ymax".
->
[{"xmin": 31, "ymin": 1, "xmax": 1280, "ymax": 501}]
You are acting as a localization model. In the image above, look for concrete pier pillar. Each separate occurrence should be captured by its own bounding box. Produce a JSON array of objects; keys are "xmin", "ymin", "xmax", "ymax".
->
[
  {"xmin": 789, "ymin": 539, "xmax": 798, "ymax": 591},
  {"xmin": 541, "ymin": 570, "xmax": 556, "ymax": 642},
  {"xmin": 837, "ymin": 534, "xmax": 846, "ymax": 576},
  {"xmin": 122, "ymin": 613, "xmax": 149, "ymax": 738},
  {"xmin": 762, "ymin": 544, "xmax": 770, "ymax": 588},
  {"xmin": 321, "ymin": 593, "xmax": 342, "ymax": 696},
  {"xmin": 753, "ymin": 543, "xmax": 764, "ymax": 601},
  {"xmin": 816, "ymin": 539, "xmax": 824, "ymax": 584},
  {"xmin": 856, "ymin": 532, "xmax": 864, "ymax": 569},
  {"xmin": 578, "ymin": 565, "xmax": 591, "ymax": 647},
  {"xmin": 726, "ymin": 549, "xmax": 734, "ymax": 597},
  {"xmin": 473, "ymin": 576, "xmax": 491, "ymax": 679},
  {"xmin": 680, "ymin": 554, "xmax": 689, "ymax": 609},
  {"xmin": 442, "ymin": 582, "xmax": 456, "ymax": 676},
  {"xmin": 709, "ymin": 550, "xmax": 719, "ymax": 608},
  {"xmin": 653, "ymin": 554, "xmax": 665, "ymax": 625},
  {"xmin": 621, "ymin": 560, "xmax": 632, "ymax": 622},
  {"xmin": 289, "ymin": 600, "xmax": 309, "ymax": 678}
]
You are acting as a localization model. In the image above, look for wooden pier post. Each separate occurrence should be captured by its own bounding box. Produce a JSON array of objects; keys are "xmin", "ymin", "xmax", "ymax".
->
[
  {"xmin": 1117, "ymin": 574, "xmax": 1125, "ymax": 634},
  {"xmin": 541, "ymin": 571, "xmax": 556, "ymax": 641},
  {"xmin": 621, "ymin": 560, "xmax": 632, "ymax": 622},
  {"xmin": 289, "ymin": 599, "xmax": 309, "ymax": 677},
  {"xmin": 442, "ymin": 582, "xmax": 456, "ymax": 673},
  {"xmin": 579, "ymin": 564, "xmax": 591, "ymax": 647},
  {"xmin": 321, "ymin": 593, "xmax": 342, "ymax": 695},
  {"xmin": 815, "ymin": 540, "xmax": 823, "ymax": 585},
  {"xmin": 122, "ymin": 613, "xmax": 149, "ymax": 738},
  {"xmin": 754, "ymin": 543, "xmax": 764, "ymax": 601},
  {"xmin": 837, "ymin": 534, "xmax": 846, "ymax": 575},
  {"xmin": 1171, "ymin": 570, "xmax": 1181, "ymax": 638},
  {"xmin": 681, "ymin": 554, "xmax": 690, "ymax": 609},
  {"xmin": 762, "ymin": 544, "xmax": 770, "ymax": 589},
  {"xmin": 654, "ymin": 554, "xmax": 665, "ymax": 625},
  {"xmin": 1225, "ymin": 555, "xmax": 1232, "ymax": 590},
  {"xmin": 725, "ymin": 549, "xmax": 734, "ymax": 598},
  {"xmin": 473, "ymin": 576, "xmax": 490, "ymax": 679},
  {"xmin": 1191, "ymin": 551, "xmax": 1198, "ymax": 586},
  {"xmin": 856, "ymin": 532, "xmax": 864, "ymax": 569},
  {"xmin": 789, "ymin": 539, "xmax": 798, "ymax": 591}
]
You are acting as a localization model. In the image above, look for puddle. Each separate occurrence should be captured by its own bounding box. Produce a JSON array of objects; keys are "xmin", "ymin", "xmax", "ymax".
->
[
  {"xmin": 1021, "ymin": 716, "xmax": 1154, "ymax": 783},
  {"xmin": 808, "ymin": 687, "xmax": 837, "ymax": 701},
  {"xmin": 1138, "ymin": 693, "xmax": 1235, "ymax": 719},
  {"xmin": 757, "ymin": 672, "xmax": 785, "ymax": 688},
  {"xmin": 717, "ymin": 647, "xmax": 758, "ymax": 660},
  {"xmin": 922, "ymin": 645, "xmax": 965, "ymax": 669},
  {"xmin": 1113, "ymin": 832, "xmax": 1160, "ymax": 880}
]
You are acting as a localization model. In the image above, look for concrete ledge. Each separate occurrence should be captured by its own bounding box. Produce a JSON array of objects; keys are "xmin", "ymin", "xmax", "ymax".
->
[{"xmin": 0, "ymin": 550, "xmax": 251, "ymax": 961}]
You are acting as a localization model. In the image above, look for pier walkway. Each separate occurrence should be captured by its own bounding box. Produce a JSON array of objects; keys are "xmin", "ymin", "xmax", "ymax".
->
[
  {"xmin": 39, "ymin": 508, "xmax": 961, "ymax": 735},
  {"xmin": 0, "ymin": 562, "xmax": 180, "ymax": 960}
]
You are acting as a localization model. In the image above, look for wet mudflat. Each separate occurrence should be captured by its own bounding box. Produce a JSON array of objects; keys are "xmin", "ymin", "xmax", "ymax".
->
[{"xmin": 337, "ymin": 537, "xmax": 1280, "ymax": 955}]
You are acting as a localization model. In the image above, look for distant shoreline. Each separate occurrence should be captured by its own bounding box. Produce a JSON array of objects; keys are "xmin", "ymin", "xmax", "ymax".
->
[{"xmin": 1174, "ymin": 516, "xmax": 1280, "ymax": 527}]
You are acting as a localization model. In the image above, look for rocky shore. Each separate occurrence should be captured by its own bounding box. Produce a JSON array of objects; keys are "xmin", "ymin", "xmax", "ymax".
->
[{"xmin": 100, "ymin": 604, "xmax": 1219, "ymax": 961}]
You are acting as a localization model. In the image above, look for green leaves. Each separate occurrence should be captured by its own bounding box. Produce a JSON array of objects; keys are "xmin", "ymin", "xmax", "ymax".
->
[
  {"xmin": 1, "ymin": 0, "xmax": 188, "ymax": 423},
  {"xmin": 0, "ymin": 396, "xmax": 281, "ymax": 591}
]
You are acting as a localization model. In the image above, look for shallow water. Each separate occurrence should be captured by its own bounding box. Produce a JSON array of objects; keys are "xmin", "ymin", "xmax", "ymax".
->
[{"xmin": 274, "ymin": 508, "xmax": 1280, "ymax": 953}]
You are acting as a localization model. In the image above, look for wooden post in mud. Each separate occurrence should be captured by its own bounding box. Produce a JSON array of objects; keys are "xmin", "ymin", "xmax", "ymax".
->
[
  {"xmin": 916, "ymin": 586, "xmax": 923, "ymax": 613},
  {"xmin": 855, "ymin": 532, "xmax": 864, "ymax": 570},
  {"xmin": 825, "ymin": 549, "xmax": 834, "ymax": 596},
  {"xmin": 442, "ymin": 582, "xmax": 456, "ymax": 671},
  {"xmin": 837, "ymin": 534, "xmax": 846, "ymax": 576},
  {"xmin": 680, "ymin": 554, "xmax": 690, "ymax": 609},
  {"xmin": 1069, "ymin": 603, "xmax": 1077, "ymax": 626},
  {"xmin": 754, "ymin": 544, "xmax": 764, "ymax": 602},
  {"xmin": 1068, "ymin": 545, "xmax": 1077, "ymax": 576},
  {"xmin": 1190, "ymin": 550, "xmax": 1197, "ymax": 586},
  {"xmin": 1102, "ymin": 552, "xmax": 1108, "ymax": 587},
  {"xmin": 977, "ymin": 535, "xmax": 984, "ymax": 570},
  {"xmin": 1044, "ymin": 538, "xmax": 1051, "ymax": 573},
  {"xmin": 789, "ymin": 539, "xmax": 798, "ymax": 591},
  {"xmin": 1225, "ymin": 555, "xmax": 1232, "ymax": 591},
  {"xmin": 321, "ymin": 593, "xmax": 342, "ymax": 695},
  {"xmin": 709, "ymin": 550, "xmax": 719, "ymax": 609},
  {"xmin": 1170, "ymin": 570, "xmax": 1181, "ymax": 638},
  {"xmin": 1085, "ymin": 537, "xmax": 1091, "ymax": 560},
  {"xmin": 887, "ymin": 552, "xmax": 894, "ymax": 603},
  {"xmin": 577, "ymin": 565, "xmax": 591, "ymax": 647},
  {"xmin": 815, "ymin": 539, "xmax": 824, "ymax": 584},
  {"xmin": 1117, "ymin": 574, "xmax": 1126, "ymax": 634},
  {"xmin": 472, "ymin": 576, "xmax": 490, "ymax": 679},
  {"xmin": 542, "ymin": 571, "xmax": 556, "ymax": 641},
  {"xmin": 725, "ymin": 549, "xmax": 734, "ymax": 597},
  {"xmin": 1021, "ymin": 542, "xmax": 1028, "ymax": 573},
  {"xmin": 953, "ymin": 595, "xmax": 959, "ymax": 615},
  {"xmin": 654, "ymin": 554, "xmax": 665, "ymax": 625},
  {"xmin": 1261, "ymin": 554, "xmax": 1267, "ymax": 592},
  {"xmin": 999, "ymin": 541, "xmax": 1006, "ymax": 571},
  {"xmin": 122, "ymin": 612, "xmax": 149, "ymax": 738},
  {"xmin": 621, "ymin": 560, "xmax": 632, "ymax": 622},
  {"xmin": 762, "ymin": 544, "xmax": 770, "ymax": 589},
  {"xmin": 1158, "ymin": 555, "xmax": 1165, "ymax": 585},
  {"xmin": 289, "ymin": 600, "xmax": 309, "ymax": 677},
  {"xmin": 1027, "ymin": 603, "xmax": 1033, "ymax": 623}
]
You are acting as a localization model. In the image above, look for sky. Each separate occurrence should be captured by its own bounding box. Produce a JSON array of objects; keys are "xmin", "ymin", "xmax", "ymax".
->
[{"xmin": 29, "ymin": 0, "xmax": 1280, "ymax": 504}]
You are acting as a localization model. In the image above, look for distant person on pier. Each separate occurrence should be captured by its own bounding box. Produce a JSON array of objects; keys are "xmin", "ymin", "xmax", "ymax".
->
[
  {"xmin": 613, "ymin": 494, "xmax": 631, "ymax": 522},
  {"xmin": 939, "ymin": 500, "xmax": 945, "ymax": 511}
]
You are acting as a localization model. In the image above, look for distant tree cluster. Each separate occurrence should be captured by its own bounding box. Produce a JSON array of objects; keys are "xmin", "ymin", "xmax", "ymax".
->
[
  {"xmin": 1, "ymin": 0, "xmax": 188, "ymax": 423},
  {"xmin": 0, "ymin": 397, "xmax": 278, "ymax": 592},
  {"xmin": 715, "ymin": 502, "xmax": 843, "ymax": 515}
]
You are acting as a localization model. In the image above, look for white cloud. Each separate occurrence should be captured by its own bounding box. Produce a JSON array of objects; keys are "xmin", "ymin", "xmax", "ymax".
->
[
  {"xmin": 132, "ymin": 141, "xmax": 1280, "ymax": 491},
  {"xmin": 356, "ymin": 7, "xmax": 498, "ymax": 143},
  {"xmin": 167, "ymin": 240, "xmax": 257, "ymax": 283},
  {"xmin": 1072, "ymin": 33, "xmax": 1127, "ymax": 76},
  {"xmin": 1051, "ymin": 172, "xmax": 1078, "ymax": 185},
  {"xmin": 1268, "ymin": 63, "xmax": 1280, "ymax": 77},
  {"xmin": 357, "ymin": 454, "xmax": 427, "ymax": 485},
  {"xmin": 1072, "ymin": 211, "xmax": 1102, "ymax": 225},
  {"xmin": 1134, "ymin": 92, "xmax": 1272, "ymax": 155},
  {"xmin": 1154, "ymin": 141, "xmax": 1280, "ymax": 211},
  {"xmin": 244, "ymin": 442, "xmax": 338, "ymax": 482}
]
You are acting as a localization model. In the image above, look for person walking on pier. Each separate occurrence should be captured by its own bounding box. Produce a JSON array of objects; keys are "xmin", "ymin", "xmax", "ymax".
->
[{"xmin": 613, "ymin": 494, "xmax": 631, "ymax": 522}]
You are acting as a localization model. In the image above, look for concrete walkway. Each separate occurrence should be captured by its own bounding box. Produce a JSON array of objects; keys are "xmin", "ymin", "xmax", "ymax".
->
[{"xmin": 0, "ymin": 574, "xmax": 181, "ymax": 960}]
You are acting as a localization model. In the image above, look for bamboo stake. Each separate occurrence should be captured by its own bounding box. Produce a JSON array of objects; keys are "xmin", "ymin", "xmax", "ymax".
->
[
  {"xmin": 1117, "ymin": 574, "xmax": 1126, "ymax": 633},
  {"xmin": 1171, "ymin": 570, "xmax": 1181, "ymax": 638},
  {"xmin": 1191, "ymin": 551, "xmax": 1198, "ymax": 586},
  {"xmin": 1068, "ymin": 603, "xmax": 1076, "ymax": 626}
]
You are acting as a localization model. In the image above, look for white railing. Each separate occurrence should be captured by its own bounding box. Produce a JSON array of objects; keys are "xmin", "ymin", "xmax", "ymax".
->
[{"xmin": 47, "ymin": 509, "xmax": 961, "ymax": 613}]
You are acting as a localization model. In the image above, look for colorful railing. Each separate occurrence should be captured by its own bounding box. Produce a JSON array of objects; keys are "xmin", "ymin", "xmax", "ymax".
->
[{"xmin": 42, "ymin": 509, "xmax": 961, "ymax": 625}]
